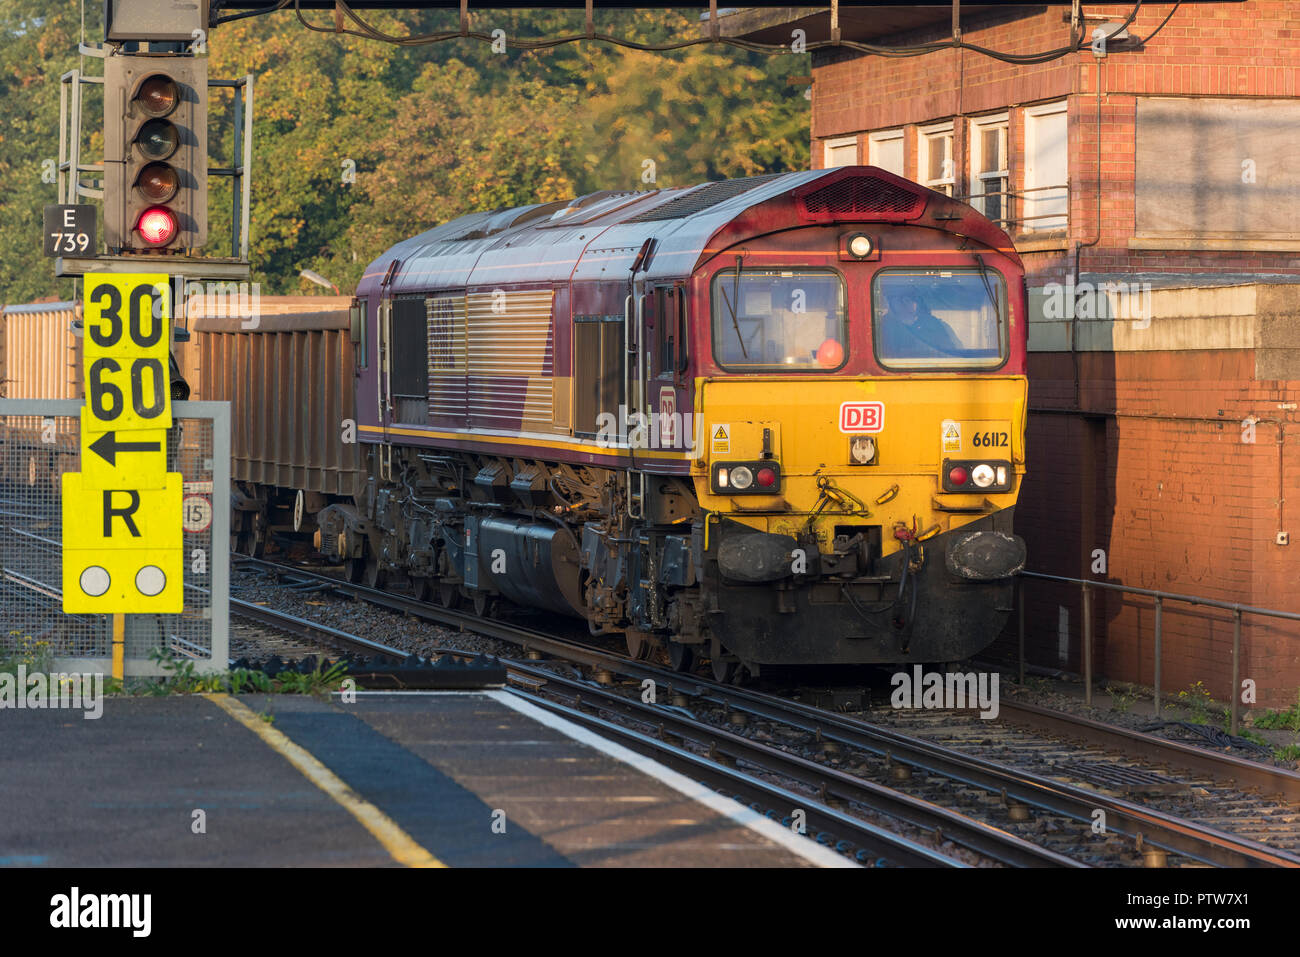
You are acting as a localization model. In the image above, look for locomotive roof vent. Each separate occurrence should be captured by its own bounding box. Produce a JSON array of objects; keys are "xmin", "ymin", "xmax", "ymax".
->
[
  {"xmin": 796, "ymin": 174, "xmax": 927, "ymax": 225},
  {"xmin": 622, "ymin": 172, "xmax": 783, "ymax": 224}
]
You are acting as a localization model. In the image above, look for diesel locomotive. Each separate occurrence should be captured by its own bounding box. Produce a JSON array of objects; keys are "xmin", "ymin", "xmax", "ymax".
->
[{"xmin": 316, "ymin": 166, "xmax": 1028, "ymax": 678}]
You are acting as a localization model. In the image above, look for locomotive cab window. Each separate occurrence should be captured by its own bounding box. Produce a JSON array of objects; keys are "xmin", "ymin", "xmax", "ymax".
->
[
  {"xmin": 711, "ymin": 268, "xmax": 847, "ymax": 372},
  {"xmin": 871, "ymin": 268, "xmax": 1007, "ymax": 370},
  {"xmin": 389, "ymin": 296, "xmax": 429, "ymax": 423},
  {"xmin": 656, "ymin": 286, "xmax": 688, "ymax": 377}
]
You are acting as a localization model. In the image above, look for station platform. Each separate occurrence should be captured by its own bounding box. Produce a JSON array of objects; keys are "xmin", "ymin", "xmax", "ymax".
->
[{"xmin": 0, "ymin": 690, "xmax": 847, "ymax": 868}]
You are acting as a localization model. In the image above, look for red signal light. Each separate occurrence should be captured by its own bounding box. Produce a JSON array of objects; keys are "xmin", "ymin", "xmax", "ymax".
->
[
  {"xmin": 948, "ymin": 466, "xmax": 969, "ymax": 486},
  {"xmin": 756, "ymin": 467, "xmax": 778, "ymax": 488},
  {"xmin": 136, "ymin": 206, "xmax": 177, "ymax": 246}
]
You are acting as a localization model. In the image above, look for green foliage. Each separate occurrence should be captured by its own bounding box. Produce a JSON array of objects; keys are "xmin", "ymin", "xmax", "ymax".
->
[
  {"xmin": 1174, "ymin": 680, "xmax": 1218, "ymax": 724},
  {"xmin": 1253, "ymin": 689, "xmax": 1300, "ymax": 732},
  {"xmin": 1274, "ymin": 743, "xmax": 1300, "ymax": 764},
  {"xmin": 0, "ymin": 5, "xmax": 810, "ymax": 302},
  {"xmin": 1105, "ymin": 683, "xmax": 1137, "ymax": 713},
  {"xmin": 0, "ymin": 632, "xmax": 54, "ymax": 675},
  {"xmin": 143, "ymin": 648, "xmax": 350, "ymax": 696}
]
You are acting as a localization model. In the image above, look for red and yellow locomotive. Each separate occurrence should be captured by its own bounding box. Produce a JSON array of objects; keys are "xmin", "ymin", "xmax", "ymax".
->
[{"xmin": 323, "ymin": 166, "xmax": 1027, "ymax": 677}]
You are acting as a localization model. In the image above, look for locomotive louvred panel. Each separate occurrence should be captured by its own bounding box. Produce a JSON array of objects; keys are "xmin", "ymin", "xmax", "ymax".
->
[
  {"xmin": 465, "ymin": 289, "xmax": 555, "ymax": 431},
  {"xmin": 796, "ymin": 175, "xmax": 927, "ymax": 223},
  {"xmin": 427, "ymin": 294, "xmax": 468, "ymax": 427}
]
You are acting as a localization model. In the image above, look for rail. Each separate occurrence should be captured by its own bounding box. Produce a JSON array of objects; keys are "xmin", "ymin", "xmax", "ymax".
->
[{"xmin": 1014, "ymin": 571, "xmax": 1300, "ymax": 734}]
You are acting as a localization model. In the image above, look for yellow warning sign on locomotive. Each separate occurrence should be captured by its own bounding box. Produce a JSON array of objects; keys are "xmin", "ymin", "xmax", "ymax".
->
[
  {"xmin": 61, "ymin": 471, "xmax": 183, "ymax": 613},
  {"xmin": 711, "ymin": 424, "xmax": 730, "ymax": 455}
]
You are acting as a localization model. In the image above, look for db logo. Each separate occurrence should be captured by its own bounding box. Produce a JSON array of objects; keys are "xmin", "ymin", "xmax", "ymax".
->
[{"xmin": 839, "ymin": 401, "xmax": 884, "ymax": 433}]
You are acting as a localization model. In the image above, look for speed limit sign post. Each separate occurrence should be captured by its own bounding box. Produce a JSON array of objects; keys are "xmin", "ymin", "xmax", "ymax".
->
[{"xmin": 62, "ymin": 272, "xmax": 184, "ymax": 623}]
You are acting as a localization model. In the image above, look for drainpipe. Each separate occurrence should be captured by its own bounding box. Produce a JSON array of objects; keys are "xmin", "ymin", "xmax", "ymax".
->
[{"xmin": 1071, "ymin": 52, "xmax": 1105, "ymax": 411}]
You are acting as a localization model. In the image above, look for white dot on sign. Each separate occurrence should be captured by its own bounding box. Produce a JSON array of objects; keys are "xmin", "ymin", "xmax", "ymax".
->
[
  {"xmin": 136, "ymin": 565, "xmax": 166, "ymax": 597},
  {"xmin": 80, "ymin": 566, "xmax": 110, "ymax": 597}
]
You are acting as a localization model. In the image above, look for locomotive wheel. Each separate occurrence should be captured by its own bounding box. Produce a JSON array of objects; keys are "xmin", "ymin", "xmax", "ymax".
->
[
  {"xmin": 344, "ymin": 556, "xmax": 366, "ymax": 583},
  {"xmin": 625, "ymin": 631, "xmax": 655, "ymax": 661},
  {"xmin": 668, "ymin": 642, "xmax": 695, "ymax": 672},
  {"xmin": 363, "ymin": 557, "xmax": 386, "ymax": 589}
]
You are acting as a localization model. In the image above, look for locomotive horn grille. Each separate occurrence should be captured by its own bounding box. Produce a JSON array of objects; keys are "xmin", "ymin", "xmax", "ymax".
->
[{"xmin": 796, "ymin": 175, "xmax": 927, "ymax": 223}]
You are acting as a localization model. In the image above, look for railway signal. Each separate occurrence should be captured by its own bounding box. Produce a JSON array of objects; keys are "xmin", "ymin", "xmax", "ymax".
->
[{"xmin": 104, "ymin": 54, "xmax": 208, "ymax": 253}]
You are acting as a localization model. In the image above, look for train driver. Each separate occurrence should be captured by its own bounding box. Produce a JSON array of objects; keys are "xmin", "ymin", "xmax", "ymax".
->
[{"xmin": 876, "ymin": 284, "xmax": 964, "ymax": 359}]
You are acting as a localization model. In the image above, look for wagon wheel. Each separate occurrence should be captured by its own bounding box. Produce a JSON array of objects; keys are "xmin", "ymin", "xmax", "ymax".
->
[
  {"xmin": 668, "ymin": 642, "xmax": 695, "ymax": 673},
  {"xmin": 709, "ymin": 637, "xmax": 738, "ymax": 684},
  {"xmin": 625, "ymin": 631, "xmax": 655, "ymax": 661},
  {"xmin": 344, "ymin": 556, "xmax": 367, "ymax": 583},
  {"xmin": 409, "ymin": 577, "xmax": 433, "ymax": 602},
  {"xmin": 437, "ymin": 581, "xmax": 462, "ymax": 609},
  {"xmin": 472, "ymin": 590, "xmax": 494, "ymax": 618},
  {"xmin": 363, "ymin": 556, "xmax": 386, "ymax": 589}
]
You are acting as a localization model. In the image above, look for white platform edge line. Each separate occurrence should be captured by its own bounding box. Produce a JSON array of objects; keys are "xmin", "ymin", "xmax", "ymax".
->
[{"xmin": 485, "ymin": 689, "xmax": 858, "ymax": 869}]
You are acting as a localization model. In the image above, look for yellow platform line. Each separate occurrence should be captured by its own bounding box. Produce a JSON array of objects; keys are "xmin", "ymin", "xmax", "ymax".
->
[{"xmin": 205, "ymin": 694, "xmax": 445, "ymax": 868}]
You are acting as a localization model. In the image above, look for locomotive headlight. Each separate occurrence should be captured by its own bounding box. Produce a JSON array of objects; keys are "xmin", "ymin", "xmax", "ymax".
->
[
  {"xmin": 848, "ymin": 234, "xmax": 873, "ymax": 258},
  {"xmin": 971, "ymin": 464, "xmax": 996, "ymax": 488},
  {"xmin": 730, "ymin": 466, "xmax": 754, "ymax": 490},
  {"xmin": 850, "ymin": 435, "xmax": 877, "ymax": 465}
]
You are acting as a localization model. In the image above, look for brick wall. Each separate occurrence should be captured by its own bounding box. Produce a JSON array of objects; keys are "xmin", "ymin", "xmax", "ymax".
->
[{"xmin": 812, "ymin": 2, "xmax": 1300, "ymax": 284}]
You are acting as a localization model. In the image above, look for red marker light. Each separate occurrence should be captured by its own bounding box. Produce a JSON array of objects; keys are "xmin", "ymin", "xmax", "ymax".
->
[
  {"xmin": 756, "ymin": 467, "xmax": 777, "ymax": 488},
  {"xmin": 816, "ymin": 338, "xmax": 844, "ymax": 368},
  {"xmin": 136, "ymin": 206, "xmax": 177, "ymax": 246},
  {"xmin": 948, "ymin": 466, "xmax": 969, "ymax": 486}
]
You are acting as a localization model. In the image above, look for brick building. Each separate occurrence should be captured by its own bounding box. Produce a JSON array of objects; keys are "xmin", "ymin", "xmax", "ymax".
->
[{"xmin": 724, "ymin": 3, "xmax": 1300, "ymax": 706}]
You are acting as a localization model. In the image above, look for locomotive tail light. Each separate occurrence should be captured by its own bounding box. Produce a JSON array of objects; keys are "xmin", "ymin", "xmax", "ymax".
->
[
  {"xmin": 712, "ymin": 462, "xmax": 781, "ymax": 494},
  {"xmin": 136, "ymin": 206, "xmax": 178, "ymax": 246},
  {"xmin": 942, "ymin": 459, "xmax": 1014, "ymax": 493},
  {"xmin": 850, "ymin": 435, "xmax": 878, "ymax": 465}
]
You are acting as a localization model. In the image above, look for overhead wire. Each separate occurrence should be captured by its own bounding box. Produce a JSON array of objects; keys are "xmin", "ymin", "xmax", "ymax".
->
[{"xmin": 211, "ymin": 0, "xmax": 1161, "ymax": 66}]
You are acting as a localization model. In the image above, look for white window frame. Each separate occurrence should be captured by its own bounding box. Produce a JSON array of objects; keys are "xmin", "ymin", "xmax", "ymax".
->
[
  {"xmin": 1023, "ymin": 100, "xmax": 1069, "ymax": 232},
  {"xmin": 919, "ymin": 121, "xmax": 955, "ymax": 196},
  {"xmin": 867, "ymin": 128, "xmax": 905, "ymax": 176},
  {"xmin": 823, "ymin": 135, "xmax": 859, "ymax": 168},
  {"xmin": 969, "ymin": 112, "xmax": 1009, "ymax": 225}
]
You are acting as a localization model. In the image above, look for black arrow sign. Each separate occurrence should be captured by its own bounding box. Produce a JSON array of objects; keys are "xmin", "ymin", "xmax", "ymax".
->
[{"xmin": 89, "ymin": 431, "xmax": 161, "ymax": 466}]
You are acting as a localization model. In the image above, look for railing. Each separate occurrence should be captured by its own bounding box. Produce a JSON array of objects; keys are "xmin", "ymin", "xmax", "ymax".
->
[
  {"xmin": 1014, "ymin": 571, "xmax": 1300, "ymax": 735},
  {"xmin": 954, "ymin": 183, "xmax": 1069, "ymax": 234}
]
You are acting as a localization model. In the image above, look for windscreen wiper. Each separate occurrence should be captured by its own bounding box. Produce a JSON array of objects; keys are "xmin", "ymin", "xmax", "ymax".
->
[{"xmin": 720, "ymin": 252, "xmax": 748, "ymax": 358}]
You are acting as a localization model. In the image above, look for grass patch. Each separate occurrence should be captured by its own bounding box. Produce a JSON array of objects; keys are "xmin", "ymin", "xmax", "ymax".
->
[{"xmin": 1253, "ymin": 688, "xmax": 1300, "ymax": 733}]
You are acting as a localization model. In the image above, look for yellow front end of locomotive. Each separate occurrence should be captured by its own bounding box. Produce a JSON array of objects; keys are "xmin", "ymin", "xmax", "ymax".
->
[{"xmin": 692, "ymin": 375, "xmax": 1027, "ymax": 556}]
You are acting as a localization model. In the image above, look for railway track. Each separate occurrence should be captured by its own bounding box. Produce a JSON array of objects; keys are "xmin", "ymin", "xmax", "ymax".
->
[{"xmin": 233, "ymin": 555, "xmax": 1300, "ymax": 868}]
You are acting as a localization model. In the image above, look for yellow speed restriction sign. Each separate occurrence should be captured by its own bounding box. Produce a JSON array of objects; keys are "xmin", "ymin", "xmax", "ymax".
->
[{"xmin": 82, "ymin": 273, "xmax": 173, "ymax": 433}]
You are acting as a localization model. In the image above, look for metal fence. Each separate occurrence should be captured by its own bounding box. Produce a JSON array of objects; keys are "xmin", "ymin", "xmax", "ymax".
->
[
  {"xmin": 1015, "ymin": 571, "xmax": 1300, "ymax": 735},
  {"xmin": 0, "ymin": 399, "xmax": 229, "ymax": 675}
]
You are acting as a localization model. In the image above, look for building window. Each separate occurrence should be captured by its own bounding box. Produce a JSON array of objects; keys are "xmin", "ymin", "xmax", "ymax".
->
[
  {"xmin": 823, "ymin": 135, "xmax": 859, "ymax": 168},
  {"xmin": 868, "ymin": 129, "xmax": 905, "ymax": 176},
  {"xmin": 1024, "ymin": 101, "xmax": 1069, "ymax": 231},
  {"xmin": 970, "ymin": 114, "xmax": 1009, "ymax": 226},
  {"xmin": 919, "ymin": 123, "xmax": 954, "ymax": 196}
]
